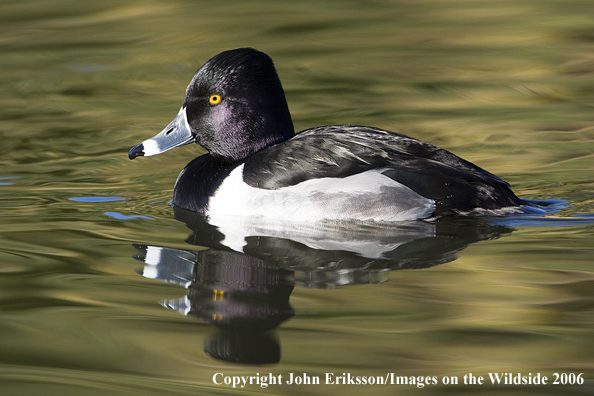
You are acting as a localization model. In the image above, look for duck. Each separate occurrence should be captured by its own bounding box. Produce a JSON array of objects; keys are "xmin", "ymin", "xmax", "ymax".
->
[{"xmin": 129, "ymin": 47, "xmax": 527, "ymax": 222}]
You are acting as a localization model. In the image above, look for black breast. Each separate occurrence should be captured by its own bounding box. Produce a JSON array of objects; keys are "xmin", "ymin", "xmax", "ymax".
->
[{"xmin": 172, "ymin": 154, "xmax": 238, "ymax": 213}]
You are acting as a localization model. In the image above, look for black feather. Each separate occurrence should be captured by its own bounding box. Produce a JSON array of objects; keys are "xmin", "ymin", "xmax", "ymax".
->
[{"xmin": 243, "ymin": 125, "xmax": 524, "ymax": 216}]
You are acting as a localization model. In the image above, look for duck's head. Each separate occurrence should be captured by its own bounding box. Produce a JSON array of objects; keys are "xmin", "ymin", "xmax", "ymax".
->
[{"xmin": 129, "ymin": 48, "xmax": 295, "ymax": 163}]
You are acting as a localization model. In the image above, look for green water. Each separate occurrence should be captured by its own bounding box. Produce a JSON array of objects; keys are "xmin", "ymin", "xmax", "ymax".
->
[{"xmin": 1, "ymin": 0, "xmax": 594, "ymax": 395}]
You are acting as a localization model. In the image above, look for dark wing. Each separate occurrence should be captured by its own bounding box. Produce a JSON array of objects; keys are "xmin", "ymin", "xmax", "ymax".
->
[{"xmin": 242, "ymin": 125, "xmax": 524, "ymax": 216}]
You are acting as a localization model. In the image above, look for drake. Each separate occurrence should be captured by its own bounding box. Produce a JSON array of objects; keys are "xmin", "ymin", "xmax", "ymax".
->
[{"xmin": 129, "ymin": 48, "xmax": 527, "ymax": 222}]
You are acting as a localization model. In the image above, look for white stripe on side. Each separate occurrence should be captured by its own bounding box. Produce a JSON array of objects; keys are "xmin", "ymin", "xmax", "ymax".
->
[{"xmin": 207, "ymin": 165, "xmax": 435, "ymax": 223}]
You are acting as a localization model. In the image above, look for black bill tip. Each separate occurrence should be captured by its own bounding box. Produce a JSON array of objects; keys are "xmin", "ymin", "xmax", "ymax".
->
[{"xmin": 128, "ymin": 143, "xmax": 145, "ymax": 160}]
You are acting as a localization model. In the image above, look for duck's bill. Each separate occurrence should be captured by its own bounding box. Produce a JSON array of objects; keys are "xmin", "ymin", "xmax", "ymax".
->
[{"xmin": 129, "ymin": 107, "xmax": 195, "ymax": 160}]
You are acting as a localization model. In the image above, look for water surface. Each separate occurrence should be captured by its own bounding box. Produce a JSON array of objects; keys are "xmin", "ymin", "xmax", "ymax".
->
[{"xmin": 1, "ymin": 1, "xmax": 593, "ymax": 395}]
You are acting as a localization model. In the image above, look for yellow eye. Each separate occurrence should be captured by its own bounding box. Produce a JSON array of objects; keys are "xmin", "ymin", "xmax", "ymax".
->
[{"xmin": 209, "ymin": 94, "xmax": 221, "ymax": 105}]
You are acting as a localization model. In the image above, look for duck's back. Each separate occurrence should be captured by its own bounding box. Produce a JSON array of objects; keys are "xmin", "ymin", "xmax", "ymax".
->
[{"xmin": 239, "ymin": 125, "xmax": 525, "ymax": 218}]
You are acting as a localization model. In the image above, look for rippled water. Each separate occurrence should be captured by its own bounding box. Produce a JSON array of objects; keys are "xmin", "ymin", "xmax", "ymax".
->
[{"xmin": 1, "ymin": 1, "xmax": 594, "ymax": 395}]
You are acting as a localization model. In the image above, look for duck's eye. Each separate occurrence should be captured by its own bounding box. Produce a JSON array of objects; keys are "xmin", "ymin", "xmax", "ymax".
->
[{"xmin": 209, "ymin": 94, "xmax": 222, "ymax": 105}]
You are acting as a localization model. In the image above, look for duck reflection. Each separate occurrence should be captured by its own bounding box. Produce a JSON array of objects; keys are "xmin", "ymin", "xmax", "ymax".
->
[
  {"xmin": 135, "ymin": 244, "xmax": 292, "ymax": 364},
  {"xmin": 132, "ymin": 208, "xmax": 512, "ymax": 364}
]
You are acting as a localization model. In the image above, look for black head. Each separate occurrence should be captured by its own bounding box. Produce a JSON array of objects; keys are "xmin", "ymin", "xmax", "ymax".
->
[
  {"xmin": 184, "ymin": 48, "xmax": 294, "ymax": 162},
  {"xmin": 128, "ymin": 48, "xmax": 295, "ymax": 163}
]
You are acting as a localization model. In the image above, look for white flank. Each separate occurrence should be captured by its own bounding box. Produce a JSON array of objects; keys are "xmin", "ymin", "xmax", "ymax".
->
[{"xmin": 207, "ymin": 164, "xmax": 435, "ymax": 223}]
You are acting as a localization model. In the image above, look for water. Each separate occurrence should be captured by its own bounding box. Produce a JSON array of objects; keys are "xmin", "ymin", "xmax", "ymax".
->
[{"xmin": 1, "ymin": 0, "xmax": 594, "ymax": 395}]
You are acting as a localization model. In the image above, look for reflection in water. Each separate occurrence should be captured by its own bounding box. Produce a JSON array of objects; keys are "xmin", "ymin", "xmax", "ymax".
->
[
  {"xmin": 133, "ymin": 208, "xmax": 513, "ymax": 364},
  {"xmin": 135, "ymin": 244, "xmax": 293, "ymax": 364}
]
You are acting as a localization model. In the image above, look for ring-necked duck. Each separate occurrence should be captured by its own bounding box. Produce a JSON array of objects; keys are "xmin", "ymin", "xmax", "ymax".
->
[{"xmin": 129, "ymin": 48, "xmax": 527, "ymax": 222}]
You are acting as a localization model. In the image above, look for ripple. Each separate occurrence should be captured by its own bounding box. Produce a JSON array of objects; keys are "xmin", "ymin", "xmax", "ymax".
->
[
  {"xmin": 0, "ymin": 176, "xmax": 18, "ymax": 186},
  {"xmin": 104, "ymin": 211, "xmax": 154, "ymax": 220},
  {"xmin": 69, "ymin": 197, "xmax": 126, "ymax": 203}
]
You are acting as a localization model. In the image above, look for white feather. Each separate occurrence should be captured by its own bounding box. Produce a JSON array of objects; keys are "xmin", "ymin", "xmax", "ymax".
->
[{"xmin": 207, "ymin": 164, "xmax": 435, "ymax": 222}]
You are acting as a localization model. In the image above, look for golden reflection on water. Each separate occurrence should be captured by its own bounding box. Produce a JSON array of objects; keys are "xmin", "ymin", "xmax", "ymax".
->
[{"xmin": 0, "ymin": 0, "xmax": 593, "ymax": 395}]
